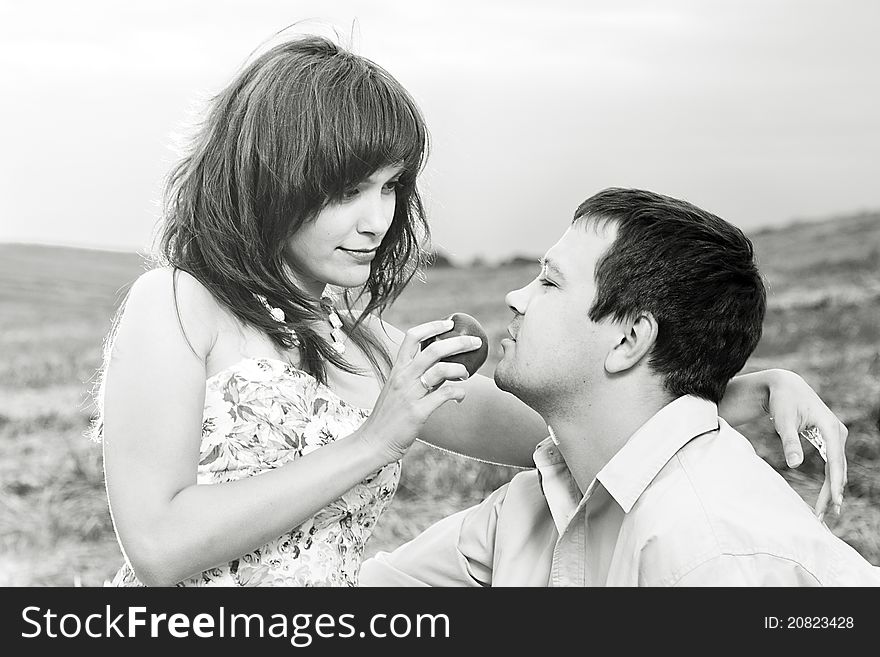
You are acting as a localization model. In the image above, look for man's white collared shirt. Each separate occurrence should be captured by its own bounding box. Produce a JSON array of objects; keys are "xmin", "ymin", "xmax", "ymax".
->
[{"xmin": 360, "ymin": 396, "xmax": 880, "ymax": 586}]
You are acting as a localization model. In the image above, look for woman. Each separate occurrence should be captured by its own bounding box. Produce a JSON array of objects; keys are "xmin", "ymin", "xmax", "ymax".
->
[{"xmin": 97, "ymin": 35, "xmax": 846, "ymax": 587}]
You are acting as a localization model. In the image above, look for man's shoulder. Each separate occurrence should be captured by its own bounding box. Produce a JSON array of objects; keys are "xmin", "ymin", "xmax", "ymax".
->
[
  {"xmin": 635, "ymin": 423, "xmax": 814, "ymax": 530},
  {"xmin": 625, "ymin": 423, "xmax": 872, "ymax": 585}
]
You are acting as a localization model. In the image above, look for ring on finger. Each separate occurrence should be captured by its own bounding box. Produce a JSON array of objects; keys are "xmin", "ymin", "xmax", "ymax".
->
[{"xmin": 419, "ymin": 374, "xmax": 433, "ymax": 393}]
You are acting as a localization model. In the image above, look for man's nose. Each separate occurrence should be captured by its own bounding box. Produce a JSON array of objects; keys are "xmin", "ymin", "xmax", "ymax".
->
[{"xmin": 505, "ymin": 285, "xmax": 528, "ymax": 316}]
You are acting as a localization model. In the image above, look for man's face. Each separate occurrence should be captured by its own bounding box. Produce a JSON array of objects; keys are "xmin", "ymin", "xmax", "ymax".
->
[{"xmin": 494, "ymin": 222, "xmax": 621, "ymax": 412}]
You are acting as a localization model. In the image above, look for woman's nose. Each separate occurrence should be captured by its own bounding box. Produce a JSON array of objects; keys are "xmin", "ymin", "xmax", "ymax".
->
[{"xmin": 359, "ymin": 193, "xmax": 394, "ymax": 237}]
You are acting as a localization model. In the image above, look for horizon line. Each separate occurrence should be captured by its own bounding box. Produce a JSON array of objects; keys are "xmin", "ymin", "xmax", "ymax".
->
[{"xmin": 2, "ymin": 207, "xmax": 877, "ymax": 262}]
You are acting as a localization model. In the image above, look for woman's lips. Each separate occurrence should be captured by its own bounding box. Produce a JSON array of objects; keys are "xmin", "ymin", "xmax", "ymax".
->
[{"xmin": 338, "ymin": 247, "xmax": 378, "ymax": 262}]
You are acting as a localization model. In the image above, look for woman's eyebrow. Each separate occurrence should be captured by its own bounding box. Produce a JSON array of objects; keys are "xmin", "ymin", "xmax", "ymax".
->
[{"xmin": 368, "ymin": 164, "xmax": 405, "ymax": 182}]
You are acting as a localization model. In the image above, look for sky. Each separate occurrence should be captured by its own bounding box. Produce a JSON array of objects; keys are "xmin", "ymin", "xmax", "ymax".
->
[{"xmin": 1, "ymin": 0, "xmax": 878, "ymax": 264}]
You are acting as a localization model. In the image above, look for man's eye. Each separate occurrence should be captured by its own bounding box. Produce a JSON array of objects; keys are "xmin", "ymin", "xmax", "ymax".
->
[
  {"xmin": 341, "ymin": 188, "xmax": 360, "ymax": 200},
  {"xmin": 538, "ymin": 278, "xmax": 556, "ymax": 288}
]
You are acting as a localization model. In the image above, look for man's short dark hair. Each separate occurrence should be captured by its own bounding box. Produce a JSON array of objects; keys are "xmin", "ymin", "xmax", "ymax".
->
[{"xmin": 574, "ymin": 187, "xmax": 766, "ymax": 403}]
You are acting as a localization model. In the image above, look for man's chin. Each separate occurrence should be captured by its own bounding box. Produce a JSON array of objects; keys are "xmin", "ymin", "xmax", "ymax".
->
[
  {"xmin": 495, "ymin": 362, "xmax": 544, "ymax": 411},
  {"xmin": 493, "ymin": 362, "xmax": 515, "ymax": 394}
]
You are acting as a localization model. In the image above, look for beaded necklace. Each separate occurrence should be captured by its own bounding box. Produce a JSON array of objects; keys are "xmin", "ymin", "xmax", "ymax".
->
[{"xmin": 255, "ymin": 290, "xmax": 347, "ymax": 354}]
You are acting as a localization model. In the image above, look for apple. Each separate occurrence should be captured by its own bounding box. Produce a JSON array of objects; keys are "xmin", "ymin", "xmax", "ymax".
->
[{"xmin": 421, "ymin": 312, "xmax": 489, "ymax": 377}]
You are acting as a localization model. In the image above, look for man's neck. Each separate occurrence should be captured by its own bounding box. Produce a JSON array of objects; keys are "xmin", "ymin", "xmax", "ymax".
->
[{"xmin": 545, "ymin": 382, "xmax": 671, "ymax": 494}]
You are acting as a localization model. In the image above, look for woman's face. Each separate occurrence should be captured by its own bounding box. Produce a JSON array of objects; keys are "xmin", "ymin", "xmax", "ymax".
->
[{"xmin": 284, "ymin": 164, "xmax": 404, "ymax": 297}]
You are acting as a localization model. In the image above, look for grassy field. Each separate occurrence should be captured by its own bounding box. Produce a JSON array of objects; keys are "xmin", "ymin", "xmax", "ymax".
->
[{"xmin": 1, "ymin": 212, "xmax": 879, "ymax": 586}]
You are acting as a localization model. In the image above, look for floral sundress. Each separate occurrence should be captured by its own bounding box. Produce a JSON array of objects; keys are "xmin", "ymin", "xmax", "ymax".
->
[{"xmin": 109, "ymin": 357, "xmax": 400, "ymax": 587}]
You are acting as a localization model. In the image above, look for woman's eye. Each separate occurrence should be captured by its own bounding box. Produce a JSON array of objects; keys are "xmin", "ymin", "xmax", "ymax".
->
[
  {"xmin": 382, "ymin": 180, "xmax": 401, "ymax": 194},
  {"xmin": 341, "ymin": 188, "xmax": 360, "ymax": 200}
]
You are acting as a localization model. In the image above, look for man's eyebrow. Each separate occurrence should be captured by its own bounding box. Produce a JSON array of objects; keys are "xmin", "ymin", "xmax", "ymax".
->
[{"xmin": 538, "ymin": 257, "xmax": 565, "ymax": 280}]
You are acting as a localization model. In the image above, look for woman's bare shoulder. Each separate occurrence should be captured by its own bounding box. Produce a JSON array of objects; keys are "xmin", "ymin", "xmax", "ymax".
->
[
  {"xmin": 128, "ymin": 267, "xmax": 210, "ymax": 301},
  {"xmin": 122, "ymin": 267, "xmax": 221, "ymax": 359}
]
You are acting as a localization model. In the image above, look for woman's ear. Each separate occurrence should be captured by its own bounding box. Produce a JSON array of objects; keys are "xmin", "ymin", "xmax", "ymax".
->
[{"xmin": 604, "ymin": 312, "xmax": 659, "ymax": 374}]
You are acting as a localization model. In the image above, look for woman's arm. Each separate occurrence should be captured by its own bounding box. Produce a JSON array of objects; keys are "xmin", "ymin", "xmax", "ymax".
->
[
  {"xmin": 419, "ymin": 373, "xmax": 547, "ymax": 467},
  {"xmin": 719, "ymin": 368, "xmax": 848, "ymax": 518},
  {"xmin": 369, "ymin": 319, "xmax": 545, "ymax": 468},
  {"xmin": 103, "ymin": 270, "xmax": 466, "ymax": 586}
]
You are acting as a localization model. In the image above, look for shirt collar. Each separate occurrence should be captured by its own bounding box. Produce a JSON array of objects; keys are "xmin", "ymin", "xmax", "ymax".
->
[
  {"xmin": 531, "ymin": 436, "xmax": 582, "ymax": 533},
  {"xmin": 533, "ymin": 436, "xmax": 567, "ymax": 466},
  {"xmin": 596, "ymin": 395, "xmax": 720, "ymax": 513}
]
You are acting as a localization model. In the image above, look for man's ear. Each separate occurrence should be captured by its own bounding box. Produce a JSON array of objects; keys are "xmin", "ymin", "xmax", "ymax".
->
[{"xmin": 604, "ymin": 312, "xmax": 659, "ymax": 374}]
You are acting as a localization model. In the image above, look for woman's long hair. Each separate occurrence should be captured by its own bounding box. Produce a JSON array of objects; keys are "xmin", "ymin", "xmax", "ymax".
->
[
  {"xmin": 159, "ymin": 35, "xmax": 430, "ymax": 383},
  {"xmin": 88, "ymin": 35, "xmax": 430, "ymax": 442}
]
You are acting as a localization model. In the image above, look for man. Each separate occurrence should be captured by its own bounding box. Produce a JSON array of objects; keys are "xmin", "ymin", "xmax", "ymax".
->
[{"xmin": 360, "ymin": 188, "xmax": 880, "ymax": 586}]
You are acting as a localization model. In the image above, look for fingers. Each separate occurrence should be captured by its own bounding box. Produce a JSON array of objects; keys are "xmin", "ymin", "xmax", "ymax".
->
[
  {"xmin": 384, "ymin": 324, "xmax": 474, "ymax": 411},
  {"xmin": 815, "ymin": 475, "xmax": 832, "ymax": 521},
  {"xmin": 418, "ymin": 382, "xmax": 467, "ymax": 413},
  {"xmin": 397, "ymin": 319, "xmax": 455, "ymax": 361},
  {"xmin": 412, "ymin": 335, "xmax": 483, "ymax": 372},
  {"xmin": 420, "ymin": 362, "xmax": 470, "ymax": 390},
  {"xmin": 772, "ymin": 414, "xmax": 804, "ymax": 468},
  {"xmin": 814, "ymin": 416, "xmax": 847, "ymax": 513},
  {"xmin": 775, "ymin": 405, "xmax": 846, "ymax": 519}
]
